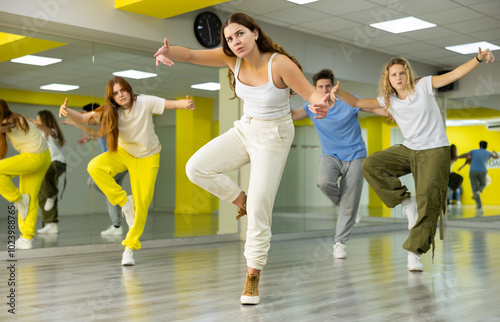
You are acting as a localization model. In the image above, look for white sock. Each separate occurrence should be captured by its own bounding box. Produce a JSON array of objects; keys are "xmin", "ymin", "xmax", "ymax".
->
[{"xmin": 401, "ymin": 196, "xmax": 412, "ymax": 207}]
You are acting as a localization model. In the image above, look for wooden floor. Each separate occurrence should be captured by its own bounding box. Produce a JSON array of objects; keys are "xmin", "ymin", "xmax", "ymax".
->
[{"xmin": 3, "ymin": 225, "xmax": 500, "ymax": 321}]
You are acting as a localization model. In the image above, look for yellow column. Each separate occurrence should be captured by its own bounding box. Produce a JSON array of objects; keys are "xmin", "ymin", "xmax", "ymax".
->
[
  {"xmin": 175, "ymin": 96, "xmax": 213, "ymax": 215},
  {"xmin": 365, "ymin": 117, "xmax": 393, "ymax": 217}
]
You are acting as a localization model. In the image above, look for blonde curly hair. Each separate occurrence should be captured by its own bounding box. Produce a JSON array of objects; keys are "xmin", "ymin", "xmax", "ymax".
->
[{"xmin": 379, "ymin": 57, "xmax": 417, "ymax": 114}]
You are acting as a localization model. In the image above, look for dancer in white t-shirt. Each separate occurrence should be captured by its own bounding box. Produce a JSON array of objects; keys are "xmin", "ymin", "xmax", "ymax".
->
[
  {"xmin": 59, "ymin": 76, "xmax": 194, "ymax": 266},
  {"xmin": 331, "ymin": 48, "xmax": 495, "ymax": 272}
]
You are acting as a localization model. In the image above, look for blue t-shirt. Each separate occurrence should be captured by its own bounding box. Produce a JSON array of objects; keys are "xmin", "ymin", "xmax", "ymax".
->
[
  {"xmin": 303, "ymin": 98, "xmax": 366, "ymax": 161},
  {"xmin": 99, "ymin": 137, "xmax": 108, "ymax": 153},
  {"xmin": 470, "ymin": 148, "xmax": 493, "ymax": 173}
]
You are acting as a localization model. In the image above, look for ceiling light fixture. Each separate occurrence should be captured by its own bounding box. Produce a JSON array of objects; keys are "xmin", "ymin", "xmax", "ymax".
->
[
  {"xmin": 112, "ymin": 70, "xmax": 157, "ymax": 79},
  {"xmin": 445, "ymin": 41, "xmax": 500, "ymax": 54},
  {"xmin": 40, "ymin": 83, "xmax": 79, "ymax": 91},
  {"xmin": 191, "ymin": 82, "xmax": 221, "ymax": 91},
  {"xmin": 11, "ymin": 55, "xmax": 62, "ymax": 66},
  {"xmin": 370, "ymin": 16, "xmax": 436, "ymax": 34},
  {"xmin": 446, "ymin": 119, "xmax": 487, "ymax": 127},
  {"xmin": 286, "ymin": 0, "xmax": 319, "ymax": 4}
]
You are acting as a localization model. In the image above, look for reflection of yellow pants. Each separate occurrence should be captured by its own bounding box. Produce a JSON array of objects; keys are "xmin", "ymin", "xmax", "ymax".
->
[
  {"xmin": 0, "ymin": 150, "xmax": 51, "ymax": 239},
  {"xmin": 87, "ymin": 147, "xmax": 159, "ymax": 250}
]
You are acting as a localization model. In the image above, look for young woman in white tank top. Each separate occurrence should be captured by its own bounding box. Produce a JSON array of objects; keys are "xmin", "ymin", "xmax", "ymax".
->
[{"xmin": 155, "ymin": 12, "xmax": 333, "ymax": 305}]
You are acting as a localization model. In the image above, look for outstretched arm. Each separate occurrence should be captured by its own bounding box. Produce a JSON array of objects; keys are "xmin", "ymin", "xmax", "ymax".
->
[
  {"xmin": 331, "ymin": 81, "xmax": 382, "ymax": 109},
  {"xmin": 154, "ymin": 38, "xmax": 230, "ymax": 68},
  {"xmin": 59, "ymin": 98, "xmax": 97, "ymax": 124},
  {"xmin": 491, "ymin": 150, "xmax": 499, "ymax": 159},
  {"xmin": 275, "ymin": 56, "xmax": 332, "ymax": 119},
  {"xmin": 61, "ymin": 117, "xmax": 99, "ymax": 137},
  {"xmin": 164, "ymin": 95, "xmax": 195, "ymax": 111},
  {"xmin": 291, "ymin": 108, "xmax": 307, "ymax": 121},
  {"xmin": 432, "ymin": 48, "xmax": 495, "ymax": 89},
  {"xmin": 457, "ymin": 152, "xmax": 471, "ymax": 159}
]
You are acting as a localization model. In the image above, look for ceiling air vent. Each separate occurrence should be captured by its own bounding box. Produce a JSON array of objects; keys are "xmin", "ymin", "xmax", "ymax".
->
[{"xmin": 486, "ymin": 122, "xmax": 500, "ymax": 131}]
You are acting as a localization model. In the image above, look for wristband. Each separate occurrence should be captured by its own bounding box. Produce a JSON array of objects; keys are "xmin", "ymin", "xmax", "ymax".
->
[{"xmin": 476, "ymin": 55, "xmax": 483, "ymax": 63}]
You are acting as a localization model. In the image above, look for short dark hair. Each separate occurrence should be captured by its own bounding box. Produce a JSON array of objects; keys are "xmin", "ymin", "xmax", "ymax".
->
[
  {"xmin": 83, "ymin": 103, "xmax": 100, "ymax": 112},
  {"xmin": 312, "ymin": 69, "xmax": 334, "ymax": 86},
  {"xmin": 480, "ymin": 141, "xmax": 487, "ymax": 149}
]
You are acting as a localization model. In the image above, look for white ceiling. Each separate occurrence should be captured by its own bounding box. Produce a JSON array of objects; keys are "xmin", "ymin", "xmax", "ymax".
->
[
  {"xmin": 0, "ymin": 0, "xmax": 499, "ymax": 106},
  {"xmin": 214, "ymin": 0, "xmax": 500, "ymax": 67}
]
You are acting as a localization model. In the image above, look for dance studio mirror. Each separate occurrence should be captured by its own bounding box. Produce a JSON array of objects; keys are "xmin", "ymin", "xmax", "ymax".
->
[{"xmin": 1, "ymin": 26, "xmax": 497, "ymax": 251}]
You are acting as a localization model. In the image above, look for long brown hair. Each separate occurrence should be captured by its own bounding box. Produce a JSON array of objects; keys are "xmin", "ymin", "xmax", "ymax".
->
[
  {"xmin": 0, "ymin": 99, "xmax": 30, "ymax": 159},
  {"xmin": 37, "ymin": 110, "xmax": 65, "ymax": 147},
  {"xmin": 379, "ymin": 57, "xmax": 417, "ymax": 114},
  {"xmin": 91, "ymin": 77, "xmax": 137, "ymax": 152},
  {"xmin": 221, "ymin": 12, "xmax": 302, "ymax": 98}
]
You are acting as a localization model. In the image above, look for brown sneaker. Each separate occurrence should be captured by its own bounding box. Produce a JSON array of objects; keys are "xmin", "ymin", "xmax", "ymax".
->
[
  {"xmin": 240, "ymin": 272, "xmax": 260, "ymax": 304},
  {"xmin": 235, "ymin": 193, "xmax": 247, "ymax": 220}
]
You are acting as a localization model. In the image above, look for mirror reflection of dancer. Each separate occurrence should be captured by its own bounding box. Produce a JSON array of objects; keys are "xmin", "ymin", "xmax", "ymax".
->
[
  {"xmin": 332, "ymin": 48, "xmax": 495, "ymax": 272},
  {"xmin": 155, "ymin": 12, "xmax": 332, "ymax": 305},
  {"xmin": 458, "ymin": 140, "xmax": 499, "ymax": 215},
  {"xmin": 0, "ymin": 99, "xmax": 51, "ymax": 249},
  {"xmin": 59, "ymin": 77, "xmax": 194, "ymax": 266},
  {"xmin": 62, "ymin": 104, "xmax": 128, "ymax": 237},
  {"xmin": 30, "ymin": 110, "xmax": 67, "ymax": 235}
]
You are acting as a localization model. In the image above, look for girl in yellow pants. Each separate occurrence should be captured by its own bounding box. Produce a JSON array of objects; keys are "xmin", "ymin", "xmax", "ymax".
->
[
  {"xmin": 0, "ymin": 99, "xmax": 51, "ymax": 249},
  {"xmin": 59, "ymin": 76, "xmax": 194, "ymax": 266},
  {"xmin": 87, "ymin": 147, "xmax": 159, "ymax": 250}
]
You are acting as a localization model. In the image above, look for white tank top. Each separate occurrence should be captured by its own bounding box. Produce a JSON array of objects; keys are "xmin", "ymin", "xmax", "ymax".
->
[{"xmin": 235, "ymin": 53, "xmax": 291, "ymax": 119}]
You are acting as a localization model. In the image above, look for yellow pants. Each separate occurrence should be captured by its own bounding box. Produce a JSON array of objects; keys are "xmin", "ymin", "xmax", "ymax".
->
[
  {"xmin": 87, "ymin": 147, "xmax": 159, "ymax": 250},
  {"xmin": 0, "ymin": 150, "xmax": 51, "ymax": 239}
]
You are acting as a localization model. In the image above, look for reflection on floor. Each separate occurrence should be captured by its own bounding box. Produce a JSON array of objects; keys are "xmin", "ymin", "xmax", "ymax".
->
[
  {"xmin": 6, "ymin": 226, "xmax": 500, "ymax": 320},
  {"xmin": 2, "ymin": 205, "xmax": 499, "ymax": 250}
]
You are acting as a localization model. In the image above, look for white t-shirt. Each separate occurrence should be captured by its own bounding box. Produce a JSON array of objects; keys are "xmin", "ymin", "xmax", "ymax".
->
[
  {"xmin": 6, "ymin": 121, "xmax": 48, "ymax": 154},
  {"xmin": 117, "ymin": 95, "xmax": 165, "ymax": 158},
  {"xmin": 377, "ymin": 76, "xmax": 449, "ymax": 150},
  {"xmin": 46, "ymin": 130, "xmax": 66, "ymax": 163}
]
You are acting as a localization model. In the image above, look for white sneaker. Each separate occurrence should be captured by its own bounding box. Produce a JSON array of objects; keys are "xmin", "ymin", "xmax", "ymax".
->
[
  {"xmin": 121, "ymin": 248, "xmax": 135, "ymax": 266},
  {"xmin": 101, "ymin": 225, "xmax": 123, "ymax": 236},
  {"xmin": 407, "ymin": 252, "xmax": 423, "ymax": 272},
  {"xmin": 14, "ymin": 193, "xmax": 30, "ymax": 220},
  {"xmin": 355, "ymin": 213, "xmax": 362, "ymax": 224},
  {"xmin": 44, "ymin": 196, "xmax": 56, "ymax": 211},
  {"xmin": 37, "ymin": 223, "xmax": 59, "ymax": 234},
  {"xmin": 333, "ymin": 242, "xmax": 347, "ymax": 259},
  {"xmin": 15, "ymin": 236, "xmax": 33, "ymax": 250},
  {"xmin": 121, "ymin": 195, "xmax": 135, "ymax": 227},
  {"xmin": 475, "ymin": 207, "xmax": 484, "ymax": 216},
  {"xmin": 402, "ymin": 196, "xmax": 418, "ymax": 230}
]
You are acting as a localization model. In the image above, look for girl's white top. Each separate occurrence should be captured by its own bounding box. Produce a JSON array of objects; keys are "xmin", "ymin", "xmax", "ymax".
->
[
  {"xmin": 117, "ymin": 95, "xmax": 165, "ymax": 158},
  {"xmin": 46, "ymin": 130, "xmax": 66, "ymax": 163},
  {"xmin": 235, "ymin": 53, "xmax": 291, "ymax": 119},
  {"xmin": 6, "ymin": 121, "xmax": 48, "ymax": 154},
  {"xmin": 377, "ymin": 76, "xmax": 449, "ymax": 150}
]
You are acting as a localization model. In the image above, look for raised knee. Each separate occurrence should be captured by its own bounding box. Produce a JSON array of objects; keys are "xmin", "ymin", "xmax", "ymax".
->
[
  {"xmin": 87, "ymin": 158, "xmax": 97, "ymax": 176},
  {"xmin": 185, "ymin": 157, "xmax": 202, "ymax": 184}
]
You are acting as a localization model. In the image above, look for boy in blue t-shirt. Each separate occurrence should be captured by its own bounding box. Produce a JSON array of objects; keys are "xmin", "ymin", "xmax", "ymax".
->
[
  {"xmin": 291, "ymin": 69, "xmax": 387, "ymax": 259},
  {"xmin": 458, "ymin": 140, "xmax": 498, "ymax": 215}
]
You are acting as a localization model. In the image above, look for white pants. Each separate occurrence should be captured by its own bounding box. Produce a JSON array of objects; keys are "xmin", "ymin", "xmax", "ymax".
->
[{"xmin": 186, "ymin": 114, "xmax": 294, "ymax": 270}]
